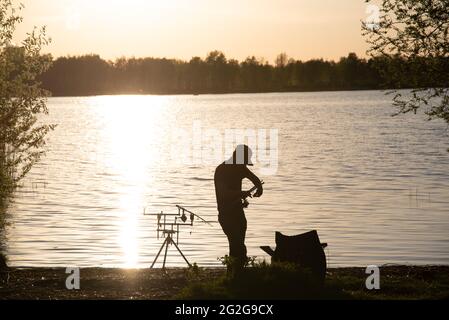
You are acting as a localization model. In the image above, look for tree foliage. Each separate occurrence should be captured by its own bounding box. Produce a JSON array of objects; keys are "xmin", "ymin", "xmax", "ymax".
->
[
  {"xmin": 40, "ymin": 51, "xmax": 391, "ymax": 96},
  {"xmin": 0, "ymin": 0, "xmax": 54, "ymax": 197},
  {"xmin": 363, "ymin": 0, "xmax": 449, "ymax": 124}
]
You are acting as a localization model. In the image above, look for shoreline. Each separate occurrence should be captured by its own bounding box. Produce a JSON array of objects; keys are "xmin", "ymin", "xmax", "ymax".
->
[
  {"xmin": 1, "ymin": 265, "xmax": 448, "ymax": 300},
  {"xmin": 46, "ymin": 87, "xmax": 409, "ymax": 98}
]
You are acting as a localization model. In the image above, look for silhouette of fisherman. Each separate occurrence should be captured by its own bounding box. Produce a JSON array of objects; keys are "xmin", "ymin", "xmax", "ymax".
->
[{"xmin": 214, "ymin": 145, "xmax": 263, "ymax": 274}]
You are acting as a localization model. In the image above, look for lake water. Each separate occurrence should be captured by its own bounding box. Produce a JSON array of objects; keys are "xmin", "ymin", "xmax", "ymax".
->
[{"xmin": 3, "ymin": 91, "xmax": 449, "ymax": 268}]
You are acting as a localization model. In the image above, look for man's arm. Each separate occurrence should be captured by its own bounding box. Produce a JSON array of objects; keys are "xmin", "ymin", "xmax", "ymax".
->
[{"xmin": 244, "ymin": 167, "xmax": 263, "ymax": 197}]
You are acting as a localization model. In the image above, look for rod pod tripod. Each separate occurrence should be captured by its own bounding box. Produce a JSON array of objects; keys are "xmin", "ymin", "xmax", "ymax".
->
[
  {"xmin": 150, "ymin": 230, "xmax": 190, "ymax": 269},
  {"xmin": 144, "ymin": 205, "xmax": 212, "ymax": 269}
]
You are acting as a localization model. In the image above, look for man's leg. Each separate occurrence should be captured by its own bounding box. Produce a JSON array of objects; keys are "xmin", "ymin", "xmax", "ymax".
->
[
  {"xmin": 219, "ymin": 215, "xmax": 235, "ymax": 258},
  {"xmin": 219, "ymin": 213, "xmax": 246, "ymax": 274},
  {"xmin": 233, "ymin": 214, "xmax": 247, "ymax": 271}
]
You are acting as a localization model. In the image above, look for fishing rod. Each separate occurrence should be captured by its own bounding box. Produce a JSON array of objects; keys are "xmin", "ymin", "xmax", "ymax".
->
[
  {"xmin": 240, "ymin": 180, "xmax": 264, "ymax": 208},
  {"xmin": 175, "ymin": 205, "xmax": 214, "ymax": 226}
]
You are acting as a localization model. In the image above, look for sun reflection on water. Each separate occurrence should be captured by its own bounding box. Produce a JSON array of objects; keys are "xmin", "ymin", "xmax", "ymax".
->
[{"xmin": 94, "ymin": 95, "xmax": 169, "ymax": 267}]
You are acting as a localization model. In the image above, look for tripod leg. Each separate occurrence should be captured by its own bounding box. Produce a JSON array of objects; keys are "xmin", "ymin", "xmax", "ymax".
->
[
  {"xmin": 151, "ymin": 237, "xmax": 168, "ymax": 269},
  {"xmin": 171, "ymin": 240, "xmax": 191, "ymax": 267},
  {"xmin": 162, "ymin": 236, "xmax": 170, "ymax": 269}
]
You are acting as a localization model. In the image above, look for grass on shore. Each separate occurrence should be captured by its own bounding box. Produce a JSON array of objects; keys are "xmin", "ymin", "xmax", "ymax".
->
[
  {"xmin": 177, "ymin": 262, "xmax": 347, "ymax": 299},
  {"xmin": 177, "ymin": 263, "xmax": 449, "ymax": 300}
]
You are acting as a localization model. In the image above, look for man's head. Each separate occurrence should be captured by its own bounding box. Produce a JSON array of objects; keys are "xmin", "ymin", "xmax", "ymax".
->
[{"xmin": 230, "ymin": 144, "xmax": 254, "ymax": 166}]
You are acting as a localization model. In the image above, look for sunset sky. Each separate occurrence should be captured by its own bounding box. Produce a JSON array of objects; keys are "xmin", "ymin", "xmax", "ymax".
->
[{"xmin": 13, "ymin": 0, "xmax": 372, "ymax": 63}]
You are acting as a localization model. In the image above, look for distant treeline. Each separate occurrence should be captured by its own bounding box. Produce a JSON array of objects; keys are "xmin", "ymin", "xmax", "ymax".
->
[{"xmin": 38, "ymin": 51, "xmax": 447, "ymax": 96}]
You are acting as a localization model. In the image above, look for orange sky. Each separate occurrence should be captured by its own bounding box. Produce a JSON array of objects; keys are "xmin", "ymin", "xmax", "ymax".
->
[{"xmin": 13, "ymin": 0, "xmax": 372, "ymax": 63}]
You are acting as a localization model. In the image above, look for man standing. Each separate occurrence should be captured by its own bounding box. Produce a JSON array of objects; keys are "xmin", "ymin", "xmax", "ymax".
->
[{"xmin": 214, "ymin": 145, "xmax": 263, "ymax": 273}]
